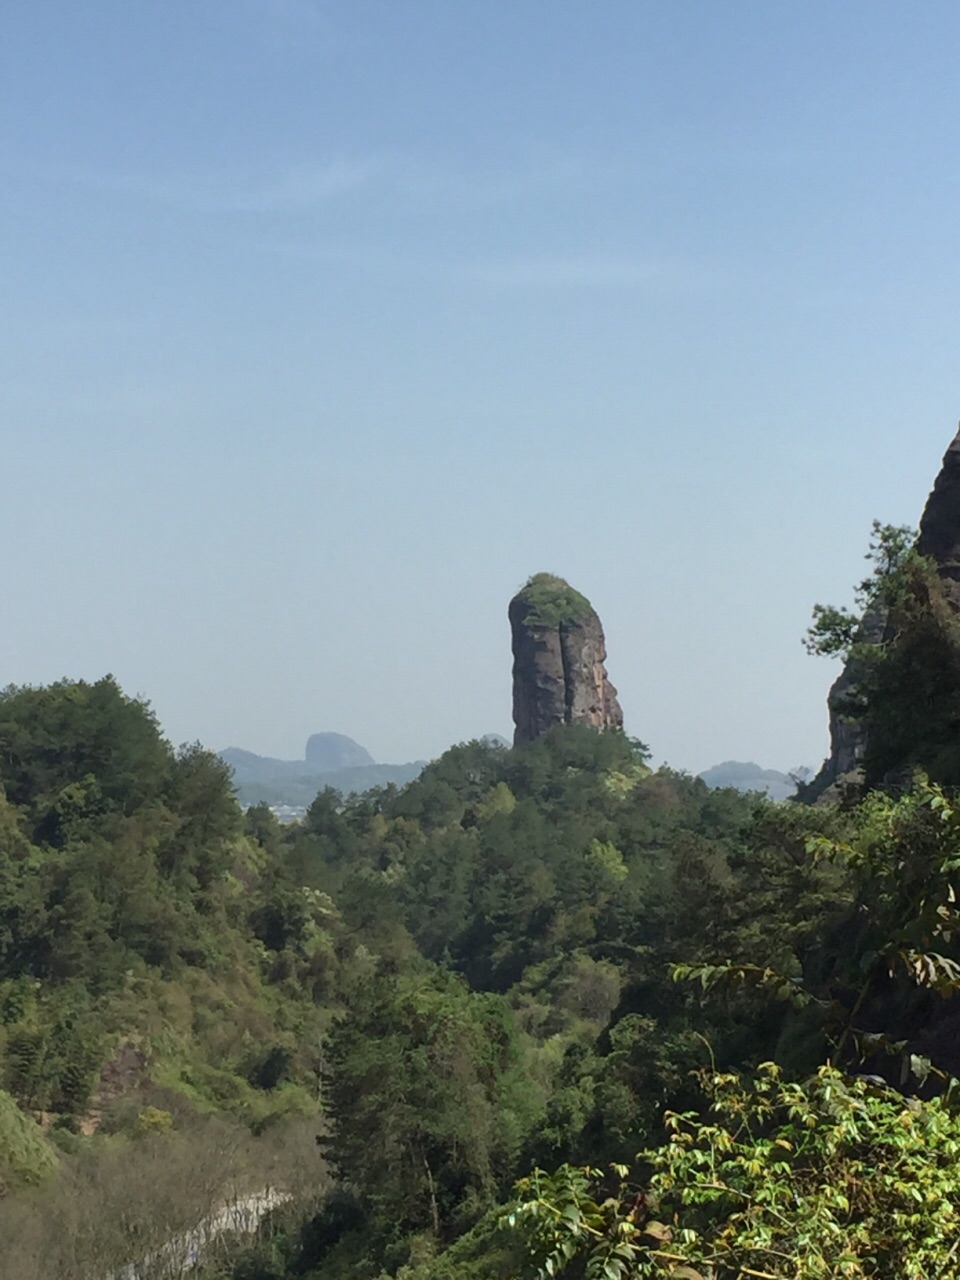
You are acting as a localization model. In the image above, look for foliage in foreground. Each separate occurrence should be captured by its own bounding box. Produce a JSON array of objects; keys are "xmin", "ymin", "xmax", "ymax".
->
[
  {"xmin": 499, "ymin": 777, "xmax": 960, "ymax": 1279},
  {"xmin": 506, "ymin": 1063, "xmax": 960, "ymax": 1280}
]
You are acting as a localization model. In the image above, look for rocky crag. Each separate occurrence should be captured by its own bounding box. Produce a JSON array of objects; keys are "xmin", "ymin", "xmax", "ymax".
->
[
  {"xmin": 509, "ymin": 573, "xmax": 623, "ymax": 746},
  {"xmin": 812, "ymin": 604, "xmax": 887, "ymax": 796},
  {"xmin": 814, "ymin": 425, "xmax": 960, "ymax": 796},
  {"xmin": 917, "ymin": 426, "xmax": 960, "ymax": 608}
]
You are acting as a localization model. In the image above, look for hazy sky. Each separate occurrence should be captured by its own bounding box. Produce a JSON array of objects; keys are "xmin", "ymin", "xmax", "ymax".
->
[{"xmin": 4, "ymin": 2, "xmax": 960, "ymax": 774}]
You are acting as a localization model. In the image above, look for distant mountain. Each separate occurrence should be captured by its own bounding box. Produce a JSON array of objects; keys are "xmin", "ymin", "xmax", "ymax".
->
[
  {"xmin": 305, "ymin": 732, "xmax": 375, "ymax": 770},
  {"xmin": 698, "ymin": 761, "xmax": 802, "ymax": 803},
  {"xmin": 220, "ymin": 733, "xmax": 425, "ymax": 808}
]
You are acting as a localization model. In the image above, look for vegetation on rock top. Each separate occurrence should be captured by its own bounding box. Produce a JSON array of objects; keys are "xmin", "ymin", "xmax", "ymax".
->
[{"xmin": 514, "ymin": 572, "xmax": 594, "ymax": 629}]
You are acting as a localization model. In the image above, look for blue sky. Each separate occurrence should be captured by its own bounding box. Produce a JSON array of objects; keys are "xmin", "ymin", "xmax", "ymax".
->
[{"xmin": 3, "ymin": 1, "xmax": 960, "ymax": 773}]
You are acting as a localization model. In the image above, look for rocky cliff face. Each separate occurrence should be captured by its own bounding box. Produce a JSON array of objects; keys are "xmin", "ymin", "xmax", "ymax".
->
[
  {"xmin": 813, "ymin": 426, "xmax": 960, "ymax": 797},
  {"xmin": 811, "ymin": 604, "xmax": 887, "ymax": 798},
  {"xmin": 918, "ymin": 425, "xmax": 960, "ymax": 610},
  {"xmin": 509, "ymin": 574, "xmax": 623, "ymax": 746}
]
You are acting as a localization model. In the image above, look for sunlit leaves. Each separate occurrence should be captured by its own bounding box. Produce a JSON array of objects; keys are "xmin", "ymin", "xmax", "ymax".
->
[
  {"xmin": 503, "ymin": 1063, "xmax": 960, "ymax": 1279},
  {"xmin": 804, "ymin": 521, "xmax": 917, "ymax": 661},
  {"xmin": 671, "ymin": 961, "xmax": 811, "ymax": 1010}
]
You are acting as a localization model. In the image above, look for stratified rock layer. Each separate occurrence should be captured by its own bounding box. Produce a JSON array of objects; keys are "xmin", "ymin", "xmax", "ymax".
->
[{"xmin": 509, "ymin": 574, "xmax": 623, "ymax": 746}]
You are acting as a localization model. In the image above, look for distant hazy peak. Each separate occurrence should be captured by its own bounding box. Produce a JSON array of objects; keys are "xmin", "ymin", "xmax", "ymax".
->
[
  {"xmin": 304, "ymin": 732, "xmax": 375, "ymax": 770},
  {"xmin": 698, "ymin": 760, "xmax": 798, "ymax": 802}
]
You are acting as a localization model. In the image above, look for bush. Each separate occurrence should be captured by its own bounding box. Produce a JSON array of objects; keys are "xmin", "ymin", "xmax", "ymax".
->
[{"xmin": 0, "ymin": 1088, "xmax": 58, "ymax": 1190}]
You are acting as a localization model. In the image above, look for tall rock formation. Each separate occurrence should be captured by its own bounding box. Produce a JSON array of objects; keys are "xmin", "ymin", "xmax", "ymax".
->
[{"xmin": 509, "ymin": 573, "xmax": 623, "ymax": 746}]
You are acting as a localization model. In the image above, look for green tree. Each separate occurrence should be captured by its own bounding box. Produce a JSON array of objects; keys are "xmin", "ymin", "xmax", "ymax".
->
[
  {"xmin": 323, "ymin": 969, "xmax": 538, "ymax": 1243},
  {"xmin": 805, "ymin": 521, "xmax": 960, "ymax": 786},
  {"xmin": 0, "ymin": 677, "xmax": 172, "ymax": 844},
  {"xmin": 159, "ymin": 742, "xmax": 241, "ymax": 888},
  {"xmin": 505, "ymin": 1062, "xmax": 960, "ymax": 1279},
  {"xmin": 804, "ymin": 521, "xmax": 917, "ymax": 662}
]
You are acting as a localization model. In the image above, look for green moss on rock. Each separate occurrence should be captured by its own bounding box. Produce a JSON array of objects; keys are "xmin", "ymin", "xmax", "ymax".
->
[{"xmin": 515, "ymin": 573, "xmax": 593, "ymax": 629}]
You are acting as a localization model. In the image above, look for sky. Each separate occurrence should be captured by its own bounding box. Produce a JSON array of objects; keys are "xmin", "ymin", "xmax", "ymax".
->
[{"xmin": 3, "ymin": 1, "xmax": 960, "ymax": 775}]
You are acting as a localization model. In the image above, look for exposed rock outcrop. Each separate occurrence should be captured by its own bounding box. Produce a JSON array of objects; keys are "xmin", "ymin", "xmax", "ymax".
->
[
  {"xmin": 812, "ymin": 425, "xmax": 960, "ymax": 798},
  {"xmin": 509, "ymin": 574, "xmax": 623, "ymax": 746},
  {"xmin": 808, "ymin": 604, "xmax": 887, "ymax": 799},
  {"xmin": 918, "ymin": 425, "xmax": 960, "ymax": 610}
]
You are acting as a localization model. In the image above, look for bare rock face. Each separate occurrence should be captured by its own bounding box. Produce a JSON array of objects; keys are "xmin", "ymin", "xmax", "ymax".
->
[
  {"xmin": 810, "ymin": 604, "xmax": 887, "ymax": 799},
  {"xmin": 822, "ymin": 665, "xmax": 866, "ymax": 781},
  {"xmin": 918, "ymin": 424, "xmax": 960, "ymax": 610},
  {"xmin": 509, "ymin": 574, "xmax": 623, "ymax": 746}
]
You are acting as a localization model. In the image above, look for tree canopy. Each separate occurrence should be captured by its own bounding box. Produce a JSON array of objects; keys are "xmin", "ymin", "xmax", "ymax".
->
[{"xmin": 6, "ymin": 663, "xmax": 960, "ymax": 1280}]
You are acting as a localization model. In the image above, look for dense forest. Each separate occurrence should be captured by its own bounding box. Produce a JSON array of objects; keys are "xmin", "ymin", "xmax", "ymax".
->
[{"xmin": 7, "ymin": 529, "xmax": 960, "ymax": 1278}]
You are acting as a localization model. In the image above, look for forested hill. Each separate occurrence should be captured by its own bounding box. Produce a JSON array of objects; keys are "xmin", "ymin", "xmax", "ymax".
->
[{"xmin": 5, "ymin": 668, "xmax": 960, "ymax": 1277}]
